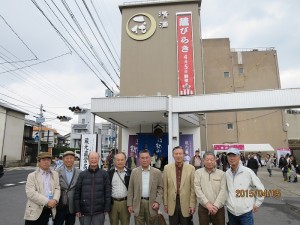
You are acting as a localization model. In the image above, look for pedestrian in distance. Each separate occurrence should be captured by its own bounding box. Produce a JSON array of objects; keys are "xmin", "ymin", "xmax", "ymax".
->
[
  {"xmin": 74, "ymin": 151, "xmax": 111, "ymax": 225},
  {"xmin": 190, "ymin": 149, "xmax": 202, "ymax": 170},
  {"xmin": 108, "ymin": 152, "xmax": 132, "ymax": 225},
  {"xmin": 126, "ymin": 151, "xmax": 137, "ymax": 170},
  {"xmin": 265, "ymin": 154, "xmax": 274, "ymax": 177},
  {"xmin": 54, "ymin": 151, "xmax": 81, "ymax": 225},
  {"xmin": 226, "ymin": 148, "xmax": 265, "ymax": 225},
  {"xmin": 24, "ymin": 152, "xmax": 60, "ymax": 225},
  {"xmin": 246, "ymin": 154, "xmax": 259, "ymax": 175},
  {"xmin": 127, "ymin": 149, "xmax": 163, "ymax": 225},
  {"xmin": 163, "ymin": 146, "xmax": 196, "ymax": 225},
  {"xmin": 194, "ymin": 151, "xmax": 227, "ymax": 225},
  {"xmin": 54, "ymin": 156, "xmax": 63, "ymax": 170}
]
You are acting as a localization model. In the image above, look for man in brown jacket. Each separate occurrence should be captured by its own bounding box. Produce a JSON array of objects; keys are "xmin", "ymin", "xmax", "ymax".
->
[{"xmin": 163, "ymin": 146, "xmax": 196, "ymax": 225}]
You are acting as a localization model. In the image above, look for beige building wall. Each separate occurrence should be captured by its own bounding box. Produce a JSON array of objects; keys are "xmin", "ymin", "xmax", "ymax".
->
[
  {"xmin": 0, "ymin": 108, "xmax": 25, "ymax": 164},
  {"xmin": 203, "ymin": 38, "xmax": 288, "ymax": 150},
  {"xmin": 119, "ymin": 0, "xmax": 203, "ymax": 96},
  {"xmin": 286, "ymin": 112, "xmax": 300, "ymax": 159}
]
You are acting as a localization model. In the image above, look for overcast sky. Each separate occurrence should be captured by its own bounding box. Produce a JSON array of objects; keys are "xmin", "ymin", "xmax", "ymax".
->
[{"xmin": 0, "ymin": 0, "xmax": 300, "ymax": 135}]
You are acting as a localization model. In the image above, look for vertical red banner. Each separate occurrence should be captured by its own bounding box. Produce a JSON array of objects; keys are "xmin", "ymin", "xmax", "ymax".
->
[{"xmin": 176, "ymin": 13, "xmax": 195, "ymax": 96}]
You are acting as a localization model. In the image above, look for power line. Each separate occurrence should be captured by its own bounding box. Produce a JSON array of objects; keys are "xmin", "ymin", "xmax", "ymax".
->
[
  {"xmin": 0, "ymin": 14, "xmax": 38, "ymax": 63},
  {"xmin": 0, "ymin": 51, "xmax": 70, "ymax": 74},
  {"xmin": 42, "ymin": 0, "xmax": 113, "ymax": 90},
  {"xmin": 31, "ymin": 0, "xmax": 113, "ymax": 91},
  {"xmin": 61, "ymin": 0, "xmax": 120, "ymax": 89},
  {"xmin": 82, "ymin": 0, "xmax": 120, "ymax": 77},
  {"xmin": 90, "ymin": 0, "xmax": 120, "ymax": 64}
]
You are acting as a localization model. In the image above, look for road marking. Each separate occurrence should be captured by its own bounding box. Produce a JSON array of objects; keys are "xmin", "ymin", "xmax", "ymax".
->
[
  {"xmin": 18, "ymin": 181, "xmax": 27, "ymax": 184},
  {"xmin": 3, "ymin": 184, "xmax": 15, "ymax": 187}
]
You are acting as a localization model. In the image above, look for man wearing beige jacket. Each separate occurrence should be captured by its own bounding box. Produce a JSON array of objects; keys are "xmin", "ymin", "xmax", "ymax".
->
[
  {"xmin": 24, "ymin": 152, "xmax": 60, "ymax": 225},
  {"xmin": 163, "ymin": 146, "xmax": 196, "ymax": 225},
  {"xmin": 194, "ymin": 151, "xmax": 227, "ymax": 225},
  {"xmin": 127, "ymin": 149, "xmax": 163, "ymax": 225}
]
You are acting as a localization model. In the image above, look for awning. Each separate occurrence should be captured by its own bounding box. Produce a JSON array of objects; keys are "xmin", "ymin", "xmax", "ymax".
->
[
  {"xmin": 244, "ymin": 144, "xmax": 274, "ymax": 152},
  {"xmin": 213, "ymin": 144, "xmax": 274, "ymax": 152}
]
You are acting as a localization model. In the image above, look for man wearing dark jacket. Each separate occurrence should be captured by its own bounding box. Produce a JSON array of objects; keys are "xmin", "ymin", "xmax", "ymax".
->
[
  {"xmin": 247, "ymin": 154, "xmax": 259, "ymax": 175},
  {"xmin": 74, "ymin": 151, "xmax": 111, "ymax": 225},
  {"xmin": 108, "ymin": 152, "xmax": 132, "ymax": 225}
]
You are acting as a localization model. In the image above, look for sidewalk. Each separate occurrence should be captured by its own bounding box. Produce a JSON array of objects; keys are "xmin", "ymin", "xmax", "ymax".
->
[{"xmin": 257, "ymin": 166, "xmax": 300, "ymax": 209}]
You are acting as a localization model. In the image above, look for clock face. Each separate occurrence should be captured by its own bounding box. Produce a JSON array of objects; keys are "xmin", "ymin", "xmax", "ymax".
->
[{"xmin": 126, "ymin": 13, "xmax": 156, "ymax": 41}]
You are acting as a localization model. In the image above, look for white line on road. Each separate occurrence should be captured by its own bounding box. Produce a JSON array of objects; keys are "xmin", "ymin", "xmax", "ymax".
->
[
  {"xmin": 18, "ymin": 181, "xmax": 26, "ymax": 184},
  {"xmin": 3, "ymin": 184, "xmax": 15, "ymax": 186}
]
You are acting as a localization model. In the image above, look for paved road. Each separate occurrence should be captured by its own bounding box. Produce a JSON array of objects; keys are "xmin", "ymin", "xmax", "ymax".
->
[
  {"xmin": 0, "ymin": 167, "xmax": 35, "ymax": 189},
  {"xmin": 0, "ymin": 166, "xmax": 299, "ymax": 225}
]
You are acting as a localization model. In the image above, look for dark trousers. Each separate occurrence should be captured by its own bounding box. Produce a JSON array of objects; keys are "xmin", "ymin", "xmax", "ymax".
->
[
  {"xmin": 25, "ymin": 207, "xmax": 51, "ymax": 225},
  {"xmin": 54, "ymin": 206, "xmax": 76, "ymax": 225},
  {"xmin": 169, "ymin": 196, "xmax": 191, "ymax": 225},
  {"xmin": 198, "ymin": 205, "xmax": 225, "ymax": 225}
]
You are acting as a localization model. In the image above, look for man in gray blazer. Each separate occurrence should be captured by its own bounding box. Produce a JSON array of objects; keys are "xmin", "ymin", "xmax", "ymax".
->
[
  {"xmin": 55, "ymin": 151, "xmax": 81, "ymax": 225},
  {"xmin": 24, "ymin": 152, "xmax": 60, "ymax": 225},
  {"xmin": 127, "ymin": 149, "xmax": 163, "ymax": 225}
]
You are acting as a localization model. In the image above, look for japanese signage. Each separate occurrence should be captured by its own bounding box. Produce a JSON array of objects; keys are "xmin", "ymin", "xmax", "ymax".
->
[
  {"xmin": 80, "ymin": 134, "xmax": 97, "ymax": 171},
  {"xmin": 158, "ymin": 10, "xmax": 169, "ymax": 28},
  {"xmin": 179, "ymin": 134, "xmax": 194, "ymax": 163},
  {"xmin": 176, "ymin": 12, "xmax": 195, "ymax": 96},
  {"xmin": 126, "ymin": 13, "xmax": 156, "ymax": 41},
  {"xmin": 213, "ymin": 144, "xmax": 245, "ymax": 151}
]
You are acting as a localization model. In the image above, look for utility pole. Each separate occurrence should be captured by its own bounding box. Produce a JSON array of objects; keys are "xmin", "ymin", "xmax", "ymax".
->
[{"xmin": 36, "ymin": 104, "xmax": 45, "ymax": 155}]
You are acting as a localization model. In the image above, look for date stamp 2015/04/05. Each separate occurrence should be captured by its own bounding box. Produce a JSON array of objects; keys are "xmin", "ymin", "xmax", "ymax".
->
[{"xmin": 235, "ymin": 189, "xmax": 281, "ymax": 198}]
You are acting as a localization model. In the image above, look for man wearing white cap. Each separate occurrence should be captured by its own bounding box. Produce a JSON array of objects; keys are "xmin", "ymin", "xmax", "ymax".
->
[{"xmin": 225, "ymin": 148, "xmax": 265, "ymax": 225}]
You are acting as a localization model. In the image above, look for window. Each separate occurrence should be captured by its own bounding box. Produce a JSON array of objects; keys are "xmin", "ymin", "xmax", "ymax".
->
[
  {"xmin": 239, "ymin": 67, "xmax": 244, "ymax": 75},
  {"xmin": 82, "ymin": 119, "xmax": 85, "ymax": 124},
  {"xmin": 224, "ymin": 72, "xmax": 230, "ymax": 78},
  {"xmin": 227, "ymin": 123, "xmax": 234, "ymax": 130}
]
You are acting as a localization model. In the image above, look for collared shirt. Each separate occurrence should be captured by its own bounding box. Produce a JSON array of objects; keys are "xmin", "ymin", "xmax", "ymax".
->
[
  {"xmin": 39, "ymin": 168, "xmax": 51, "ymax": 197},
  {"xmin": 141, "ymin": 166, "xmax": 150, "ymax": 198},
  {"xmin": 64, "ymin": 166, "xmax": 74, "ymax": 185},
  {"xmin": 175, "ymin": 163, "xmax": 183, "ymax": 194},
  {"xmin": 112, "ymin": 167, "xmax": 128, "ymax": 198}
]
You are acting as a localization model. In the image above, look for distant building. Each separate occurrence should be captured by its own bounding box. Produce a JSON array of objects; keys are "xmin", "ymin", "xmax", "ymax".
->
[
  {"xmin": 32, "ymin": 126, "xmax": 58, "ymax": 151},
  {"xmin": 0, "ymin": 102, "xmax": 27, "ymax": 166},
  {"xmin": 70, "ymin": 109, "xmax": 116, "ymax": 159}
]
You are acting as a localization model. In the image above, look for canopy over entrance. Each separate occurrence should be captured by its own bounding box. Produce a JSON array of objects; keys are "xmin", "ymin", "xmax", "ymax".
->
[{"xmin": 213, "ymin": 144, "xmax": 274, "ymax": 152}]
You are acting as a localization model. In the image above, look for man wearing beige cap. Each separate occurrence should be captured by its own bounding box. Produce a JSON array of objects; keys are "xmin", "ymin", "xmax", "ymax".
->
[
  {"xmin": 55, "ymin": 151, "xmax": 81, "ymax": 225},
  {"xmin": 24, "ymin": 152, "xmax": 60, "ymax": 225}
]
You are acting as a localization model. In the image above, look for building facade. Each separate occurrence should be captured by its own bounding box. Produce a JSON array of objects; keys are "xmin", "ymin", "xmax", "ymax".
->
[{"xmin": 116, "ymin": 0, "xmax": 288, "ymax": 155}]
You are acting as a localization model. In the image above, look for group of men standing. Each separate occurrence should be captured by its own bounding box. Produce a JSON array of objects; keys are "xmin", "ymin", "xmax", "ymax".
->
[{"xmin": 24, "ymin": 146, "xmax": 265, "ymax": 225}]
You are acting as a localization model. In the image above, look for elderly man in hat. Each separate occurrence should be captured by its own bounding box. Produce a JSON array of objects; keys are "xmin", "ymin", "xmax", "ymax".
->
[
  {"xmin": 24, "ymin": 152, "xmax": 60, "ymax": 225},
  {"xmin": 55, "ymin": 151, "xmax": 81, "ymax": 225},
  {"xmin": 225, "ymin": 148, "xmax": 265, "ymax": 225}
]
